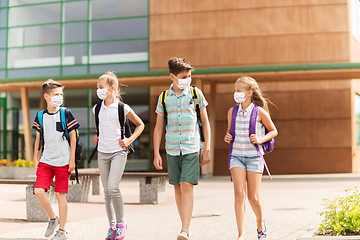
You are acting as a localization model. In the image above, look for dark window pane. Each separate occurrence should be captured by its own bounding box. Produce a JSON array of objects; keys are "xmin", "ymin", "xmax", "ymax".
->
[
  {"xmin": 0, "ymin": 29, "xmax": 6, "ymax": 48},
  {"xmin": 62, "ymin": 44, "xmax": 87, "ymax": 65},
  {"xmin": 7, "ymin": 67, "xmax": 60, "ymax": 78},
  {"xmin": 0, "ymin": 0, "xmax": 7, "ymax": 7},
  {"xmin": 89, "ymin": 40, "xmax": 148, "ymax": 64},
  {"xmin": 8, "ymin": 25, "xmax": 60, "ymax": 47},
  {"xmin": 8, "ymin": 4, "xmax": 60, "ymax": 27},
  {"xmin": 89, "ymin": 62, "xmax": 148, "ymax": 74},
  {"xmin": 0, "ymin": 70, "xmax": 5, "ymax": 79},
  {"xmin": 90, "ymin": 0, "xmax": 148, "ymax": 19},
  {"xmin": 62, "ymin": 65, "xmax": 87, "ymax": 75},
  {"xmin": 8, "ymin": 46, "xmax": 60, "ymax": 68},
  {"xmin": 63, "ymin": 1, "xmax": 87, "ymax": 22},
  {"xmin": 91, "ymin": 18, "xmax": 148, "ymax": 42},
  {"xmin": 0, "ymin": 9, "xmax": 7, "ymax": 28},
  {"xmin": 0, "ymin": 49, "xmax": 5, "ymax": 68},
  {"xmin": 63, "ymin": 22, "xmax": 87, "ymax": 43}
]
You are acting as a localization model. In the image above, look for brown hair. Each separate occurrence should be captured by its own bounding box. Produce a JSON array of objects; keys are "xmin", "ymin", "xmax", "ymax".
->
[
  {"xmin": 98, "ymin": 71, "xmax": 122, "ymax": 100},
  {"xmin": 168, "ymin": 57, "xmax": 194, "ymax": 76},
  {"xmin": 235, "ymin": 76, "xmax": 271, "ymax": 113},
  {"xmin": 41, "ymin": 79, "xmax": 63, "ymax": 96}
]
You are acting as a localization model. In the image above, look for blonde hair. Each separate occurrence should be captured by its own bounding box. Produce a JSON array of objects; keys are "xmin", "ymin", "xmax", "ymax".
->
[
  {"xmin": 235, "ymin": 76, "xmax": 270, "ymax": 113},
  {"xmin": 98, "ymin": 71, "xmax": 122, "ymax": 100}
]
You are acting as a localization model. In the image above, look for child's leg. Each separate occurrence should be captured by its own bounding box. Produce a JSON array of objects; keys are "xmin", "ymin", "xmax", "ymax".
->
[
  {"xmin": 246, "ymin": 171, "xmax": 264, "ymax": 231},
  {"xmin": 34, "ymin": 188, "xmax": 56, "ymax": 219},
  {"xmin": 231, "ymin": 167, "xmax": 247, "ymax": 239},
  {"xmin": 106, "ymin": 151, "xmax": 127, "ymax": 224},
  {"xmin": 98, "ymin": 151, "xmax": 116, "ymax": 228},
  {"xmin": 56, "ymin": 192, "xmax": 68, "ymax": 230},
  {"xmin": 179, "ymin": 181, "xmax": 194, "ymax": 233},
  {"xmin": 174, "ymin": 184, "xmax": 182, "ymax": 221}
]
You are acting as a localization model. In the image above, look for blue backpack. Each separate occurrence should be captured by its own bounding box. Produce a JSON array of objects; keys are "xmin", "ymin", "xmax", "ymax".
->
[
  {"xmin": 37, "ymin": 107, "xmax": 82, "ymax": 183},
  {"xmin": 228, "ymin": 104, "xmax": 274, "ymax": 180}
]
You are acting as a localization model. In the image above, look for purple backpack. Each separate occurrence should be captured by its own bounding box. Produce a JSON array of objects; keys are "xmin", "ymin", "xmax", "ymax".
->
[{"xmin": 228, "ymin": 104, "xmax": 273, "ymax": 180}]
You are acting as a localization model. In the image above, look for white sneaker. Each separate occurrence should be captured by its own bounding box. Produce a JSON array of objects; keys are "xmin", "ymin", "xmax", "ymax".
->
[
  {"xmin": 177, "ymin": 231, "xmax": 189, "ymax": 240},
  {"xmin": 51, "ymin": 230, "xmax": 68, "ymax": 240},
  {"xmin": 45, "ymin": 217, "xmax": 59, "ymax": 238}
]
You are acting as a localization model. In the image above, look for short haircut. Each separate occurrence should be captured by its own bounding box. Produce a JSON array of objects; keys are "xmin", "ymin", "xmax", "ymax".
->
[
  {"xmin": 41, "ymin": 79, "xmax": 63, "ymax": 96},
  {"xmin": 168, "ymin": 57, "xmax": 194, "ymax": 76}
]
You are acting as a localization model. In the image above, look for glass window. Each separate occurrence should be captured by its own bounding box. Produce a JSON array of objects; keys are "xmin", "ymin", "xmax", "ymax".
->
[
  {"xmin": 8, "ymin": 3, "xmax": 60, "ymax": 27},
  {"xmin": 8, "ymin": 25, "xmax": 60, "ymax": 48},
  {"xmin": 62, "ymin": 65, "xmax": 87, "ymax": 75},
  {"xmin": 0, "ymin": 8, "xmax": 7, "ymax": 28},
  {"xmin": 0, "ymin": 29, "xmax": 6, "ymax": 48},
  {"xmin": 7, "ymin": 67, "xmax": 60, "ymax": 78},
  {"xmin": 352, "ymin": 0, "xmax": 360, "ymax": 43},
  {"xmin": 9, "ymin": 0, "xmax": 58, "ymax": 7},
  {"xmin": 0, "ymin": 70, "xmax": 5, "ymax": 79},
  {"xmin": 0, "ymin": 49, "xmax": 5, "ymax": 68},
  {"xmin": 90, "ymin": 0, "xmax": 148, "ymax": 20},
  {"xmin": 90, "ymin": 18, "xmax": 148, "ymax": 42},
  {"xmin": 89, "ymin": 40, "xmax": 148, "ymax": 64},
  {"xmin": 63, "ymin": 22, "xmax": 88, "ymax": 43},
  {"xmin": 8, "ymin": 46, "xmax": 60, "ymax": 68},
  {"xmin": 62, "ymin": 44, "xmax": 87, "ymax": 65},
  {"xmin": 63, "ymin": 1, "xmax": 88, "ymax": 22},
  {"xmin": 89, "ymin": 62, "xmax": 148, "ymax": 74},
  {"xmin": 0, "ymin": 0, "xmax": 7, "ymax": 7}
]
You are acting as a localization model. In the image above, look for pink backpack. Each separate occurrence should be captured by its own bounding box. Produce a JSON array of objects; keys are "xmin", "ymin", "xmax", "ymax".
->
[{"xmin": 228, "ymin": 104, "xmax": 273, "ymax": 180}]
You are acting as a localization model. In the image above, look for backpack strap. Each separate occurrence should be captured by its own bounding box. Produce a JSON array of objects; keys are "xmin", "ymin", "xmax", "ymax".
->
[
  {"xmin": 191, "ymin": 86, "xmax": 205, "ymax": 142},
  {"xmin": 228, "ymin": 105, "xmax": 239, "ymax": 181},
  {"xmin": 59, "ymin": 107, "xmax": 69, "ymax": 141},
  {"xmin": 249, "ymin": 105, "xmax": 273, "ymax": 180},
  {"xmin": 37, "ymin": 110, "xmax": 45, "ymax": 151},
  {"xmin": 88, "ymin": 102, "xmax": 102, "ymax": 163},
  {"xmin": 118, "ymin": 101, "xmax": 125, "ymax": 139},
  {"xmin": 160, "ymin": 90, "xmax": 168, "ymax": 125}
]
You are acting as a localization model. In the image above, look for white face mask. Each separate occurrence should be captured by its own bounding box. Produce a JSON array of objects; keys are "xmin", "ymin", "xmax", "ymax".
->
[
  {"xmin": 97, "ymin": 89, "xmax": 107, "ymax": 100},
  {"xmin": 50, "ymin": 95, "xmax": 63, "ymax": 108},
  {"xmin": 176, "ymin": 76, "xmax": 192, "ymax": 89},
  {"xmin": 234, "ymin": 92, "xmax": 246, "ymax": 104}
]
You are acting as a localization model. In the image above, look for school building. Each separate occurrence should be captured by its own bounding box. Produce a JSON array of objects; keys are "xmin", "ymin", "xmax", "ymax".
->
[{"xmin": 0, "ymin": 0, "xmax": 360, "ymax": 175}]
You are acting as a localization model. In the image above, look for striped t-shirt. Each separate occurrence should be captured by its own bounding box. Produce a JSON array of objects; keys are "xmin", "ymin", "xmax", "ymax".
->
[
  {"xmin": 232, "ymin": 103, "xmax": 265, "ymax": 157},
  {"xmin": 155, "ymin": 84, "xmax": 208, "ymax": 156}
]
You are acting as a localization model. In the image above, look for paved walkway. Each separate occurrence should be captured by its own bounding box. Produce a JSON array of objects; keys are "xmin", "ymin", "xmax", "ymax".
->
[{"xmin": 0, "ymin": 174, "xmax": 360, "ymax": 240}]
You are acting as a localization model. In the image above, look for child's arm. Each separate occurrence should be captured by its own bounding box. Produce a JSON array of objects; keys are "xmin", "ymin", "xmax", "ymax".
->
[
  {"xmin": 199, "ymin": 107, "xmax": 211, "ymax": 166},
  {"xmin": 68, "ymin": 129, "xmax": 76, "ymax": 172},
  {"xmin": 249, "ymin": 108, "xmax": 278, "ymax": 145},
  {"xmin": 153, "ymin": 114, "xmax": 164, "ymax": 170},
  {"xmin": 118, "ymin": 110, "xmax": 145, "ymax": 148},
  {"xmin": 224, "ymin": 107, "xmax": 233, "ymax": 144},
  {"xmin": 33, "ymin": 131, "xmax": 40, "ymax": 172}
]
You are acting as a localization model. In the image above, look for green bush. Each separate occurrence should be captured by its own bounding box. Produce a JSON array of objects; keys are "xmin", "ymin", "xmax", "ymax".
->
[{"xmin": 318, "ymin": 187, "xmax": 360, "ymax": 236}]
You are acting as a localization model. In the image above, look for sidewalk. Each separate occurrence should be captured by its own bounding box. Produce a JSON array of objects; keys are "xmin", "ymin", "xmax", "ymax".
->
[{"xmin": 0, "ymin": 174, "xmax": 360, "ymax": 240}]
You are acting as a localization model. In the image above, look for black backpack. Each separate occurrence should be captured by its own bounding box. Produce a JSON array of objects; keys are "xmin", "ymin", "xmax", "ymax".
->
[
  {"xmin": 37, "ymin": 107, "xmax": 83, "ymax": 183},
  {"xmin": 88, "ymin": 101, "xmax": 134, "ymax": 163}
]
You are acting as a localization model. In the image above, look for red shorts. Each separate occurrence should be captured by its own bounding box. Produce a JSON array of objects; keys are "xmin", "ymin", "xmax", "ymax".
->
[{"xmin": 35, "ymin": 162, "xmax": 71, "ymax": 193}]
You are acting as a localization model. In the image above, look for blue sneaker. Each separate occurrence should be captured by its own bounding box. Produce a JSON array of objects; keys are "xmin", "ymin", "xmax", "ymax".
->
[{"xmin": 257, "ymin": 220, "xmax": 267, "ymax": 239}]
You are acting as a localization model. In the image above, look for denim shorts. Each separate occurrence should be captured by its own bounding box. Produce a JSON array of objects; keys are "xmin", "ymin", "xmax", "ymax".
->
[{"xmin": 229, "ymin": 155, "xmax": 264, "ymax": 173}]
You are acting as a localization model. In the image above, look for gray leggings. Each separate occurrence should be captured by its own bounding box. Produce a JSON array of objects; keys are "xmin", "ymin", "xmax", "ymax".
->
[{"xmin": 98, "ymin": 150, "xmax": 127, "ymax": 227}]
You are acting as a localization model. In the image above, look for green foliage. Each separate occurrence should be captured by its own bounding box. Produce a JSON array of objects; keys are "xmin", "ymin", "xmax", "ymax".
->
[{"xmin": 318, "ymin": 187, "xmax": 360, "ymax": 236}]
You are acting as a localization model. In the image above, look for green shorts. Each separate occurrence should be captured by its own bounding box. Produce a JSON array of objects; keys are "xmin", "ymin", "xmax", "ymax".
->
[{"xmin": 166, "ymin": 151, "xmax": 200, "ymax": 185}]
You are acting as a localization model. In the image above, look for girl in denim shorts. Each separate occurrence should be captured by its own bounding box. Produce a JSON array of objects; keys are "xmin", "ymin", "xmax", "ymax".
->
[{"xmin": 224, "ymin": 76, "xmax": 278, "ymax": 240}]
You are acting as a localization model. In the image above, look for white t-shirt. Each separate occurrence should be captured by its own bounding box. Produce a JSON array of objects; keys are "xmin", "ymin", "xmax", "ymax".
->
[{"xmin": 93, "ymin": 99, "xmax": 132, "ymax": 153}]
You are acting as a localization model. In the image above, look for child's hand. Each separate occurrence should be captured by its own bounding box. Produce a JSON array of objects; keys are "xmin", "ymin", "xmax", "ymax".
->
[
  {"xmin": 200, "ymin": 149, "xmax": 211, "ymax": 166},
  {"xmin": 224, "ymin": 133, "xmax": 233, "ymax": 144},
  {"xmin": 92, "ymin": 135, "xmax": 98, "ymax": 144},
  {"xmin": 33, "ymin": 161, "xmax": 38, "ymax": 172},
  {"xmin": 119, "ymin": 138, "xmax": 131, "ymax": 149},
  {"xmin": 250, "ymin": 134, "xmax": 262, "ymax": 145},
  {"xmin": 153, "ymin": 154, "xmax": 163, "ymax": 170},
  {"xmin": 68, "ymin": 159, "xmax": 75, "ymax": 172}
]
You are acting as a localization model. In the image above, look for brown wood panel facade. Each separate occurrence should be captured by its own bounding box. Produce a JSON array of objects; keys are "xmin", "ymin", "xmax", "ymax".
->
[{"xmin": 149, "ymin": 0, "xmax": 350, "ymax": 70}]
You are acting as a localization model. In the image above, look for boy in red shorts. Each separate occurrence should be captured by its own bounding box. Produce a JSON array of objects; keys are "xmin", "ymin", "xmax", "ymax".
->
[{"xmin": 32, "ymin": 79, "xmax": 80, "ymax": 240}]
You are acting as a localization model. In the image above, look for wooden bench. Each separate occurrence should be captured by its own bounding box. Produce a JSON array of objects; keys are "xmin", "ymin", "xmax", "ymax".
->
[
  {"xmin": 71, "ymin": 169, "xmax": 169, "ymax": 204},
  {"xmin": 0, "ymin": 179, "xmax": 55, "ymax": 222}
]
